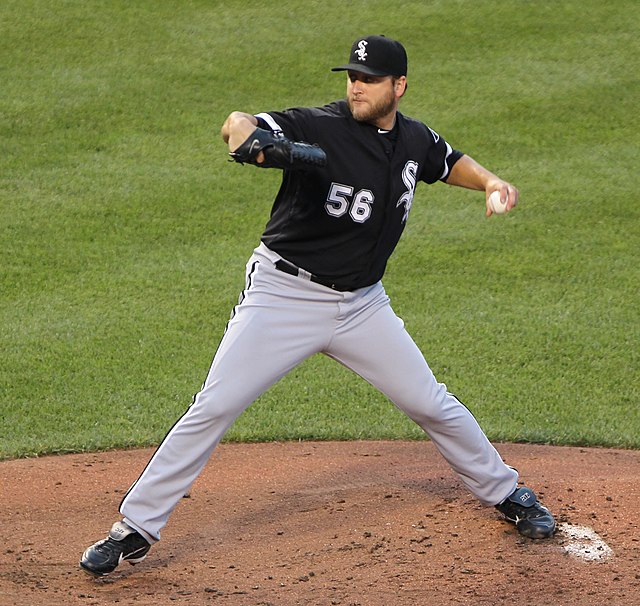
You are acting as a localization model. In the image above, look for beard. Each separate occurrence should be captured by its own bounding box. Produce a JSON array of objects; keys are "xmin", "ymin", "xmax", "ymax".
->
[{"xmin": 348, "ymin": 86, "xmax": 397, "ymax": 125}]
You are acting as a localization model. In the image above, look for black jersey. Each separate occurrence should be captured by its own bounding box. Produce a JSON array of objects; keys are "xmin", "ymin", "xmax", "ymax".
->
[{"xmin": 256, "ymin": 100, "xmax": 462, "ymax": 290}]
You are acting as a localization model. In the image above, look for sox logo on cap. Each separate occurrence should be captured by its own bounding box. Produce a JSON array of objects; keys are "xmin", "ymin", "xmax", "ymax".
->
[{"xmin": 355, "ymin": 40, "xmax": 368, "ymax": 61}]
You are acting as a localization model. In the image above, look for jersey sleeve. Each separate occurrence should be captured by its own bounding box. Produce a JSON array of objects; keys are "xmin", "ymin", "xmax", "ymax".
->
[
  {"xmin": 418, "ymin": 124, "xmax": 463, "ymax": 184},
  {"xmin": 254, "ymin": 108, "xmax": 317, "ymax": 143}
]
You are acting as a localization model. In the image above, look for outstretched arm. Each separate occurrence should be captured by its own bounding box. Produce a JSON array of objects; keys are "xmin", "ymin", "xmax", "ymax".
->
[
  {"xmin": 446, "ymin": 154, "xmax": 519, "ymax": 216},
  {"xmin": 220, "ymin": 111, "xmax": 326, "ymax": 170}
]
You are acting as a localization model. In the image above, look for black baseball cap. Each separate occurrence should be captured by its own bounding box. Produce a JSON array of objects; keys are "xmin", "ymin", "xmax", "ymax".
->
[{"xmin": 332, "ymin": 35, "xmax": 407, "ymax": 77}]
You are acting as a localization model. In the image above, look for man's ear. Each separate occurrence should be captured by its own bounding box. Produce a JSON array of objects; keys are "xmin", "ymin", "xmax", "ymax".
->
[{"xmin": 395, "ymin": 76, "xmax": 408, "ymax": 98}]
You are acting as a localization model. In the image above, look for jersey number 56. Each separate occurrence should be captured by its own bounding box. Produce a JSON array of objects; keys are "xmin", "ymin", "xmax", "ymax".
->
[{"xmin": 325, "ymin": 183, "xmax": 374, "ymax": 224}]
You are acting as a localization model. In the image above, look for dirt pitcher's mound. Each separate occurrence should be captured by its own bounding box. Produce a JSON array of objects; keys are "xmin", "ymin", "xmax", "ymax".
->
[{"xmin": 1, "ymin": 441, "xmax": 639, "ymax": 605}]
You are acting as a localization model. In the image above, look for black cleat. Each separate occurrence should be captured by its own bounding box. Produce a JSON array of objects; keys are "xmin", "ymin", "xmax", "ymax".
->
[
  {"xmin": 495, "ymin": 486, "xmax": 556, "ymax": 539},
  {"xmin": 80, "ymin": 521, "xmax": 151, "ymax": 577}
]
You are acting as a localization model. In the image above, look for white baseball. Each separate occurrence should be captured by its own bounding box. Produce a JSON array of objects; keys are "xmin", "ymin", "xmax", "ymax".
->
[{"xmin": 487, "ymin": 190, "xmax": 508, "ymax": 215}]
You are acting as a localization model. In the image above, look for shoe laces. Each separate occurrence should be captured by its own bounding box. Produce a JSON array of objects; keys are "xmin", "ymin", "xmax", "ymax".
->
[{"xmin": 501, "ymin": 499, "xmax": 548, "ymax": 520}]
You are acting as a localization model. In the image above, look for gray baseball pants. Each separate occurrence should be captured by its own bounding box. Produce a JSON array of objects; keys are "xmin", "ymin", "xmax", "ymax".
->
[{"xmin": 120, "ymin": 243, "xmax": 518, "ymax": 542}]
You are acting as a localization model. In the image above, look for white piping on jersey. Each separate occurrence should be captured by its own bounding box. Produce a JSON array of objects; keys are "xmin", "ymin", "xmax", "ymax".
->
[
  {"xmin": 255, "ymin": 112, "xmax": 283, "ymax": 134},
  {"xmin": 440, "ymin": 141, "xmax": 454, "ymax": 181}
]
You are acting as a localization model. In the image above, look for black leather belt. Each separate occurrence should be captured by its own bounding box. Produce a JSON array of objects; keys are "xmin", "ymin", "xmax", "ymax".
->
[{"xmin": 274, "ymin": 259, "xmax": 352, "ymax": 292}]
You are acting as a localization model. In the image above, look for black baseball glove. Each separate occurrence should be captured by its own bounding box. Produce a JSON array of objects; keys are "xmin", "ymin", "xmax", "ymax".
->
[{"xmin": 229, "ymin": 127, "xmax": 326, "ymax": 170}]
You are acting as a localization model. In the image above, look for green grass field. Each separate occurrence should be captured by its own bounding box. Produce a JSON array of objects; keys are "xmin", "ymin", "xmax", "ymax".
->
[{"xmin": 1, "ymin": 0, "xmax": 638, "ymax": 459}]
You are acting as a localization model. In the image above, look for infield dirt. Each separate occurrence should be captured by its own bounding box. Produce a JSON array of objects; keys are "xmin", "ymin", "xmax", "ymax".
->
[{"xmin": 1, "ymin": 441, "xmax": 639, "ymax": 605}]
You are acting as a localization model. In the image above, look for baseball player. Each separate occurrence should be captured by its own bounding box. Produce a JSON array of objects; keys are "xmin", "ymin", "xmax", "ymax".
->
[{"xmin": 80, "ymin": 35, "xmax": 556, "ymax": 577}]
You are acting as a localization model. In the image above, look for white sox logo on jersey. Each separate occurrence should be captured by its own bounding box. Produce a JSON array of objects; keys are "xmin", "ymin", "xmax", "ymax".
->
[
  {"xmin": 397, "ymin": 161, "xmax": 418, "ymax": 222},
  {"xmin": 355, "ymin": 40, "xmax": 368, "ymax": 61}
]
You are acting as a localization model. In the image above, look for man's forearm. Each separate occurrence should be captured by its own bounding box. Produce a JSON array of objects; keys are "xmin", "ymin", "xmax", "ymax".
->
[{"xmin": 446, "ymin": 154, "xmax": 501, "ymax": 191}]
